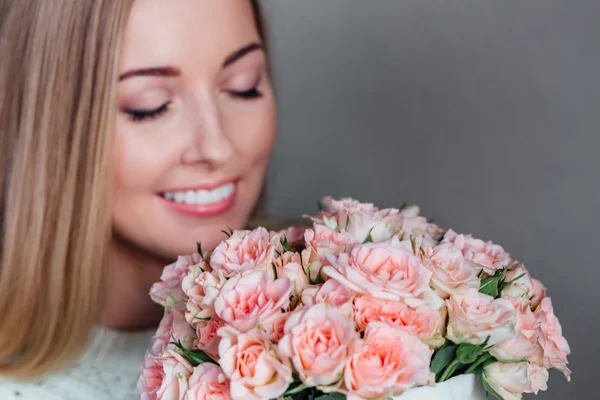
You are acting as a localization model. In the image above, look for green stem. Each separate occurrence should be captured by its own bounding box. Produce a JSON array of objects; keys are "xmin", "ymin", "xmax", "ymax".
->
[
  {"xmin": 465, "ymin": 354, "xmax": 491, "ymax": 374},
  {"xmin": 439, "ymin": 359, "xmax": 461, "ymax": 382}
]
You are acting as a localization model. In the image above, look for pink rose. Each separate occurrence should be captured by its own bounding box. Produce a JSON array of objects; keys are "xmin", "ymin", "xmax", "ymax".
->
[
  {"xmin": 150, "ymin": 253, "xmax": 205, "ymax": 312},
  {"xmin": 138, "ymin": 353, "xmax": 164, "ymax": 400},
  {"xmin": 483, "ymin": 362, "xmax": 549, "ymax": 399},
  {"xmin": 534, "ymin": 297, "xmax": 571, "ymax": 381},
  {"xmin": 442, "ymin": 229, "xmax": 512, "ymax": 274},
  {"xmin": 186, "ymin": 363, "xmax": 231, "ymax": 400},
  {"xmin": 214, "ymin": 270, "xmax": 292, "ymax": 333},
  {"xmin": 301, "ymin": 224, "xmax": 355, "ymax": 282},
  {"xmin": 446, "ymin": 289, "xmax": 518, "ymax": 346},
  {"xmin": 420, "ymin": 243, "xmax": 480, "ymax": 299},
  {"xmin": 196, "ymin": 316, "xmax": 224, "ymax": 359},
  {"xmin": 322, "ymin": 238, "xmax": 443, "ymax": 309},
  {"xmin": 301, "ymin": 279, "xmax": 354, "ymax": 316},
  {"xmin": 156, "ymin": 350, "xmax": 194, "ymax": 400},
  {"xmin": 320, "ymin": 197, "xmax": 378, "ymax": 214},
  {"xmin": 353, "ymin": 295, "xmax": 444, "ymax": 347},
  {"xmin": 313, "ymin": 197, "xmax": 404, "ymax": 243},
  {"xmin": 278, "ymin": 304, "xmax": 359, "ymax": 386},
  {"xmin": 344, "ymin": 322, "xmax": 433, "ymax": 399},
  {"xmin": 210, "ymin": 228, "xmax": 281, "ymax": 278},
  {"xmin": 265, "ymin": 312, "xmax": 290, "ymax": 342},
  {"xmin": 182, "ymin": 268, "xmax": 227, "ymax": 326},
  {"xmin": 218, "ymin": 328, "xmax": 292, "ymax": 400},
  {"xmin": 491, "ymin": 300, "xmax": 541, "ymax": 362},
  {"xmin": 279, "ymin": 226, "xmax": 307, "ymax": 250},
  {"xmin": 273, "ymin": 251, "xmax": 309, "ymax": 297},
  {"xmin": 500, "ymin": 263, "xmax": 536, "ymax": 303},
  {"xmin": 152, "ymin": 310, "xmax": 196, "ymax": 354},
  {"xmin": 530, "ymin": 278, "xmax": 546, "ymax": 311},
  {"xmin": 398, "ymin": 212, "xmax": 444, "ymax": 247}
]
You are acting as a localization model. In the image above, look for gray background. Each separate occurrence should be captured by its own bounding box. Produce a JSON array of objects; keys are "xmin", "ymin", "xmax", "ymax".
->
[{"xmin": 263, "ymin": 1, "xmax": 598, "ymax": 398}]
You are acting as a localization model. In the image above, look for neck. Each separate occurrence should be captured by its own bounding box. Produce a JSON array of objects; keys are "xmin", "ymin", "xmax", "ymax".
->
[{"xmin": 100, "ymin": 235, "xmax": 167, "ymax": 331}]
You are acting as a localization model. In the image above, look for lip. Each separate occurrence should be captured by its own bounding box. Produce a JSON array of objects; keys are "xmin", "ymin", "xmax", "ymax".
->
[
  {"xmin": 157, "ymin": 183, "xmax": 237, "ymax": 217},
  {"xmin": 159, "ymin": 176, "xmax": 240, "ymax": 193}
]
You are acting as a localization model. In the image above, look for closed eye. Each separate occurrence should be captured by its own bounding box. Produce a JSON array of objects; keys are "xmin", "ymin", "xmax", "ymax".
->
[
  {"xmin": 123, "ymin": 102, "xmax": 171, "ymax": 122},
  {"xmin": 229, "ymin": 87, "xmax": 263, "ymax": 100}
]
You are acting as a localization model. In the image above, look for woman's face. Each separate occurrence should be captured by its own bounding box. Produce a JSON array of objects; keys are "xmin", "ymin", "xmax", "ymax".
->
[{"xmin": 113, "ymin": 0, "xmax": 276, "ymax": 259}]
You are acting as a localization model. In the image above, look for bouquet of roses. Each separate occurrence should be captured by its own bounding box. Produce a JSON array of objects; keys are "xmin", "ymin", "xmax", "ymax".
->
[{"xmin": 138, "ymin": 197, "xmax": 571, "ymax": 400}]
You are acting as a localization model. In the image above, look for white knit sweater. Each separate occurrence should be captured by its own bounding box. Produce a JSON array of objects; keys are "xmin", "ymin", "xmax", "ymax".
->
[{"xmin": 0, "ymin": 327, "xmax": 154, "ymax": 400}]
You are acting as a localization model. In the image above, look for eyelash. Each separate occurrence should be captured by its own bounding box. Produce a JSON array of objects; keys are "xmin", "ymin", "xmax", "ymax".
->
[
  {"xmin": 124, "ymin": 102, "xmax": 171, "ymax": 122},
  {"xmin": 123, "ymin": 87, "xmax": 263, "ymax": 122}
]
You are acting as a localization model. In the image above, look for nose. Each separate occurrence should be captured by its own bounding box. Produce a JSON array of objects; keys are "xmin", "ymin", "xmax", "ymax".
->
[{"xmin": 180, "ymin": 96, "xmax": 234, "ymax": 167}]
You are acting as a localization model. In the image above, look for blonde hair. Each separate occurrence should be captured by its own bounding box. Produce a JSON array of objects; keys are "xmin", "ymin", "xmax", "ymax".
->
[{"xmin": 0, "ymin": 0, "xmax": 269, "ymax": 380}]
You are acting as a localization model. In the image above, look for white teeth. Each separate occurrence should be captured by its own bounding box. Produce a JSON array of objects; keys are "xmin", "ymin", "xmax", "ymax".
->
[{"xmin": 163, "ymin": 183, "xmax": 235, "ymax": 205}]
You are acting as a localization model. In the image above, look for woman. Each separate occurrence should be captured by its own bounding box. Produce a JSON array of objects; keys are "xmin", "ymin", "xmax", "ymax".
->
[{"xmin": 0, "ymin": 0, "xmax": 279, "ymax": 398}]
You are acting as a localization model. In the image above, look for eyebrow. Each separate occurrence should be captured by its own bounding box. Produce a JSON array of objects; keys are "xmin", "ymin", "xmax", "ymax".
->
[
  {"xmin": 118, "ymin": 42, "xmax": 264, "ymax": 82},
  {"xmin": 223, "ymin": 42, "xmax": 264, "ymax": 67},
  {"xmin": 119, "ymin": 66, "xmax": 181, "ymax": 81}
]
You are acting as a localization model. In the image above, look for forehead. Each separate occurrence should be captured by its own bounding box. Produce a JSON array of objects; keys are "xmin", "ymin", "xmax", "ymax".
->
[{"xmin": 120, "ymin": 0, "xmax": 260, "ymax": 72}]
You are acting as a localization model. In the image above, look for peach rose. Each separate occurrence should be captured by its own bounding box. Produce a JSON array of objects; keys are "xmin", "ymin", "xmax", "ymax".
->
[
  {"xmin": 420, "ymin": 243, "xmax": 480, "ymax": 299},
  {"xmin": 446, "ymin": 288, "xmax": 518, "ymax": 346},
  {"xmin": 138, "ymin": 352, "xmax": 164, "ymax": 400},
  {"xmin": 442, "ymin": 229, "xmax": 512, "ymax": 274},
  {"xmin": 156, "ymin": 350, "xmax": 194, "ymax": 400},
  {"xmin": 186, "ymin": 363, "xmax": 231, "ymax": 400},
  {"xmin": 152, "ymin": 310, "xmax": 196, "ymax": 354},
  {"xmin": 534, "ymin": 297, "xmax": 571, "ymax": 381},
  {"xmin": 150, "ymin": 253, "xmax": 205, "ymax": 312},
  {"xmin": 278, "ymin": 304, "xmax": 359, "ymax": 386},
  {"xmin": 483, "ymin": 362, "xmax": 549, "ymax": 399},
  {"xmin": 210, "ymin": 228, "xmax": 281, "ymax": 278},
  {"xmin": 214, "ymin": 270, "xmax": 292, "ymax": 333},
  {"xmin": 273, "ymin": 251, "xmax": 309, "ymax": 297},
  {"xmin": 218, "ymin": 328, "xmax": 292, "ymax": 400},
  {"xmin": 491, "ymin": 300, "xmax": 541, "ymax": 362},
  {"xmin": 182, "ymin": 268, "xmax": 227, "ymax": 326},
  {"xmin": 302, "ymin": 224, "xmax": 355, "ymax": 282},
  {"xmin": 344, "ymin": 322, "xmax": 433, "ymax": 399},
  {"xmin": 196, "ymin": 316, "xmax": 224, "ymax": 359},
  {"xmin": 322, "ymin": 238, "xmax": 444, "ymax": 309},
  {"xmin": 353, "ymin": 295, "xmax": 444, "ymax": 347},
  {"xmin": 301, "ymin": 279, "xmax": 354, "ymax": 317}
]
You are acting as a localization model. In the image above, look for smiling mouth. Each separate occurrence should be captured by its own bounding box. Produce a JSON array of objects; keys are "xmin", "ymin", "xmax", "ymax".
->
[{"xmin": 160, "ymin": 182, "xmax": 236, "ymax": 206}]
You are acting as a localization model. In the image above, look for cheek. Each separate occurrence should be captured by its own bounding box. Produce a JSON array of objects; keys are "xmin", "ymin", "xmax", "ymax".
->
[
  {"xmin": 112, "ymin": 123, "xmax": 178, "ymax": 196},
  {"xmin": 225, "ymin": 95, "xmax": 277, "ymax": 164}
]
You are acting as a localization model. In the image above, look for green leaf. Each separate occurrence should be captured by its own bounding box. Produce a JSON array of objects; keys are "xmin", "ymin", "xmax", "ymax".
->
[
  {"xmin": 345, "ymin": 216, "xmax": 350, "ymax": 231},
  {"xmin": 363, "ymin": 227, "xmax": 375, "ymax": 244},
  {"xmin": 196, "ymin": 242, "xmax": 203, "ymax": 257},
  {"xmin": 479, "ymin": 269, "xmax": 507, "ymax": 298},
  {"xmin": 499, "ymin": 273, "xmax": 527, "ymax": 293},
  {"xmin": 171, "ymin": 340, "xmax": 215, "ymax": 366},
  {"xmin": 280, "ymin": 237, "xmax": 292, "ymax": 253},
  {"xmin": 315, "ymin": 393, "xmax": 346, "ymax": 400},
  {"xmin": 431, "ymin": 345, "xmax": 458, "ymax": 375}
]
